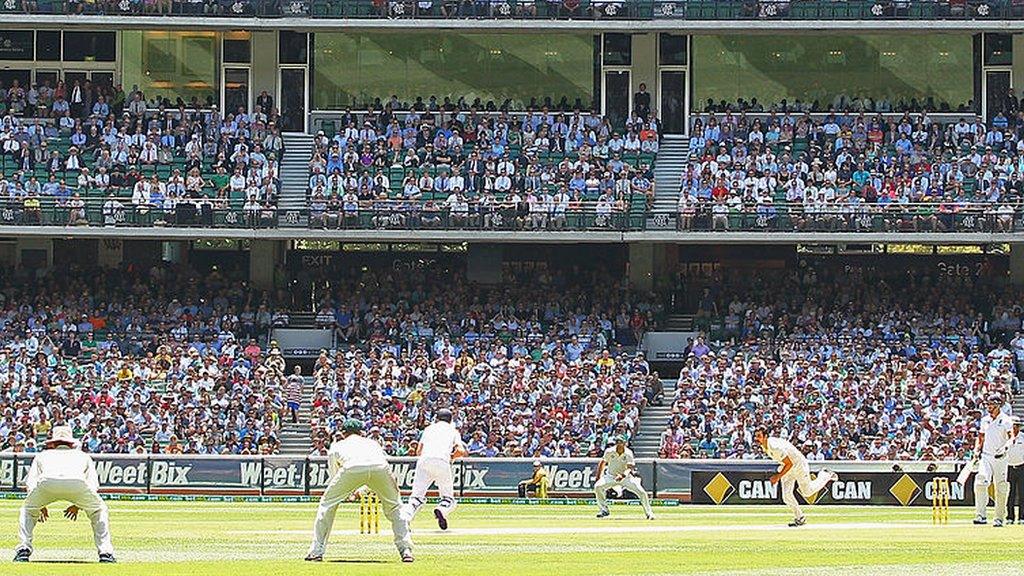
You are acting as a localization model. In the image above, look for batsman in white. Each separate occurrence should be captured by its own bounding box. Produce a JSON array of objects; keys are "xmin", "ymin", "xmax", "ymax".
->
[
  {"xmin": 305, "ymin": 418, "xmax": 414, "ymax": 563},
  {"xmin": 401, "ymin": 408, "xmax": 467, "ymax": 530},
  {"xmin": 14, "ymin": 426, "xmax": 116, "ymax": 563},
  {"xmin": 973, "ymin": 395, "xmax": 1014, "ymax": 527},
  {"xmin": 594, "ymin": 435, "xmax": 654, "ymax": 519},
  {"xmin": 754, "ymin": 427, "xmax": 838, "ymax": 527}
]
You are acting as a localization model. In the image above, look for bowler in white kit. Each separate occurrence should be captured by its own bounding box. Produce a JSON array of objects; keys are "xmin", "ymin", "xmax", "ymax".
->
[
  {"xmin": 754, "ymin": 428, "xmax": 837, "ymax": 527},
  {"xmin": 594, "ymin": 436, "xmax": 654, "ymax": 519},
  {"xmin": 14, "ymin": 426, "xmax": 116, "ymax": 563},
  {"xmin": 973, "ymin": 395, "xmax": 1014, "ymax": 527},
  {"xmin": 305, "ymin": 418, "xmax": 413, "ymax": 563},
  {"xmin": 401, "ymin": 408, "xmax": 466, "ymax": 530}
]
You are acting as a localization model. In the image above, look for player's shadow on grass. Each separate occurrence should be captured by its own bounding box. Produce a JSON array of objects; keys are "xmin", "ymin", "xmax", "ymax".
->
[
  {"xmin": 31, "ymin": 560, "xmax": 93, "ymax": 564},
  {"xmin": 327, "ymin": 559, "xmax": 390, "ymax": 564}
]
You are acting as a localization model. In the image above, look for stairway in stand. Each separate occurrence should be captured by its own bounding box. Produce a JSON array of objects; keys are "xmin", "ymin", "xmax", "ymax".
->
[
  {"xmin": 279, "ymin": 133, "xmax": 313, "ymax": 227},
  {"xmin": 648, "ymin": 135, "xmax": 689, "ymax": 229},
  {"xmin": 284, "ymin": 311, "xmax": 317, "ymax": 329},
  {"xmin": 632, "ymin": 379, "xmax": 678, "ymax": 457},
  {"xmin": 279, "ymin": 376, "xmax": 315, "ymax": 456},
  {"xmin": 663, "ymin": 314, "xmax": 695, "ymax": 332}
]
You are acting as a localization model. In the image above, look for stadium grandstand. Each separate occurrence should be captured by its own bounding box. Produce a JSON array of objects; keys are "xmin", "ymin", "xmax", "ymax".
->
[{"xmin": 1, "ymin": 10, "xmax": 1024, "ymax": 469}]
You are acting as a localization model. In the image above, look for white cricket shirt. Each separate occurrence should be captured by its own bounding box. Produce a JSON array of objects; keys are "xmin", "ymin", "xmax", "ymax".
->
[
  {"xmin": 418, "ymin": 421, "xmax": 463, "ymax": 462},
  {"xmin": 327, "ymin": 435, "xmax": 389, "ymax": 476},
  {"xmin": 980, "ymin": 413, "xmax": 1015, "ymax": 456},
  {"xmin": 601, "ymin": 446, "xmax": 635, "ymax": 477},
  {"xmin": 24, "ymin": 447, "xmax": 100, "ymax": 492},
  {"xmin": 766, "ymin": 437, "xmax": 807, "ymax": 466}
]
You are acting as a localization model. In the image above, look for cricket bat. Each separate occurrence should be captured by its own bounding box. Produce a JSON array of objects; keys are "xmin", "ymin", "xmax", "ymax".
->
[{"xmin": 956, "ymin": 458, "xmax": 976, "ymax": 485}]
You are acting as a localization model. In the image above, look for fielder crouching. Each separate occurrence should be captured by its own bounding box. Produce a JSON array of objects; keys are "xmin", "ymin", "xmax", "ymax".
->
[
  {"xmin": 15, "ymin": 426, "xmax": 116, "ymax": 563},
  {"xmin": 594, "ymin": 435, "xmax": 654, "ymax": 520},
  {"xmin": 305, "ymin": 418, "xmax": 413, "ymax": 563}
]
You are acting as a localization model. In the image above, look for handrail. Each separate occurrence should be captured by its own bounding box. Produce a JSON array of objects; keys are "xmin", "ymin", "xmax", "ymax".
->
[
  {"xmin": 0, "ymin": 200, "xmax": 1023, "ymax": 231},
  {"xmin": 0, "ymin": 0, "xmax": 1018, "ymax": 21}
]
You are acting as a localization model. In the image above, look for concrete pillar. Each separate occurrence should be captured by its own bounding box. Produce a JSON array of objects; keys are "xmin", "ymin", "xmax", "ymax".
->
[
  {"xmin": 1013, "ymin": 34, "xmax": 1024, "ymax": 94},
  {"xmin": 250, "ymin": 239, "xmax": 281, "ymax": 290},
  {"xmin": 1010, "ymin": 244, "xmax": 1024, "ymax": 285},
  {"xmin": 15, "ymin": 238, "xmax": 52, "ymax": 269},
  {"xmin": 467, "ymin": 244, "xmax": 503, "ymax": 284},
  {"xmin": 161, "ymin": 241, "xmax": 188, "ymax": 265},
  {"xmin": 632, "ymin": 33, "xmax": 658, "ymax": 112},
  {"xmin": 252, "ymin": 31, "xmax": 279, "ymax": 110},
  {"xmin": 98, "ymin": 239, "xmax": 124, "ymax": 268},
  {"xmin": 628, "ymin": 243, "xmax": 655, "ymax": 292}
]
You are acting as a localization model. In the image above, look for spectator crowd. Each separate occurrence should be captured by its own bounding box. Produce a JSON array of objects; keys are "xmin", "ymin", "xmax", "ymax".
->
[
  {"xmin": 0, "ymin": 78, "xmax": 283, "ymax": 226},
  {"xmin": 659, "ymin": 263, "xmax": 1022, "ymax": 461},
  {"xmin": 302, "ymin": 264, "xmax": 664, "ymax": 457},
  {"xmin": 305, "ymin": 102, "xmax": 659, "ymax": 229},
  {"xmin": 0, "ymin": 263, "xmax": 288, "ymax": 455},
  {"xmin": 678, "ymin": 109, "xmax": 1024, "ymax": 232}
]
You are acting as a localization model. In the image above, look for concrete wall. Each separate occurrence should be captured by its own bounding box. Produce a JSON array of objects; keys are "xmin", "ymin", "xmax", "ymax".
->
[
  {"xmin": 15, "ymin": 238, "xmax": 52, "ymax": 269},
  {"xmin": 1013, "ymin": 34, "xmax": 1024, "ymax": 93},
  {"xmin": 1010, "ymin": 244, "xmax": 1024, "ymax": 285},
  {"xmin": 629, "ymin": 243, "xmax": 655, "ymax": 291},
  {"xmin": 249, "ymin": 239, "xmax": 282, "ymax": 290},
  {"xmin": 632, "ymin": 32, "xmax": 658, "ymax": 109},
  {"xmin": 98, "ymin": 239, "xmax": 124, "ymax": 268},
  {"xmin": 467, "ymin": 244, "xmax": 503, "ymax": 284},
  {"xmin": 251, "ymin": 31, "xmax": 279, "ymax": 108}
]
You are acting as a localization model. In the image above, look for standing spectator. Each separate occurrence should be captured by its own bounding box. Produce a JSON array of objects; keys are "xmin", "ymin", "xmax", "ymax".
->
[{"xmin": 286, "ymin": 365, "xmax": 304, "ymax": 424}]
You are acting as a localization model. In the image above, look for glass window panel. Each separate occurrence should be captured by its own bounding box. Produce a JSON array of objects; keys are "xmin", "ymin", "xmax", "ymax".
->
[
  {"xmin": 35, "ymin": 70, "xmax": 59, "ymax": 91},
  {"xmin": 224, "ymin": 38, "xmax": 252, "ymax": 64},
  {"xmin": 313, "ymin": 32, "xmax": 595, "ymax": 111},
  {"xmin": 122, "ymin": 31, "xmax": 218, "ymax": 107},
  {"xmin": 984, "ymin": 33, "xmax": 1013, "ymax": 67},
  {"xmin": 279, "ymin": 31, "xmax": 308, "ymax": 64},
  {"xmin": 0, "ymin": 31, "xmax": 34, "ymax": 61},
  {"xmin": 63, "ymin": 31, "xmax": 116, "ymax": 62},
  {"xmin": 0, "ymin": 70, "xmax": 31, "ymax": 90},
  {"xmin": 692, "ymin": 34, "xmax": 974, "ymax": 113},
  {"xmin": 224, "ymin": 68, "xmax": 250, "ymax": 114},
  {"xmin": 659, "ymin": 34, "xmax": 687, "ymax": 67},
  {"xmin": 36, "ymin": 31, "xmax": 61, "ymax": 61},
  {"xmin": 602, "ymin": 33, "xmax": 631, "ymax": 67}
]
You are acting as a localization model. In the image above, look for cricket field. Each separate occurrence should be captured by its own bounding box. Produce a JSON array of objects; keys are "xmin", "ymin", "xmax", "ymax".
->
[{"xmin": 0, "ymin": 499, "xmax": 1020, "ymax": 576}]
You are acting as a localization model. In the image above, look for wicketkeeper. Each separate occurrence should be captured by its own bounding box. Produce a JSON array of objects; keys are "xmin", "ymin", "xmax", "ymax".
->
[
  {"xmin": 305, "ymin": 418, "xmax": 413, "ymax": 563},
  {"xmin": 14, "ymin": 426, "xmax": 116, "ymax": 563}
]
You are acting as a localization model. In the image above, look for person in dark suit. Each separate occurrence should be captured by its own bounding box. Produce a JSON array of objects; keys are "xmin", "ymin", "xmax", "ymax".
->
[
  {"xmin": 256, "ymin": 91, "xmax": 274, "ymax": 115},
  {"xmin": 634, "ymin": 82, "xmax": 652, "ymax": 120}
]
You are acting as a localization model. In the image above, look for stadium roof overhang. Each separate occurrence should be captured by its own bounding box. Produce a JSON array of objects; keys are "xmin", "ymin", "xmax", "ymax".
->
[{"xmin": 4, "ymin": 15, "xmax": 1024, "ymax": 32}]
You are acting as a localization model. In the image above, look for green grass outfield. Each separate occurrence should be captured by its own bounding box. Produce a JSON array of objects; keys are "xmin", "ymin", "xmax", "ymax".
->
[{"xmin": 0, "ymin": 500, "xmax": 1020, "ymax": 576}]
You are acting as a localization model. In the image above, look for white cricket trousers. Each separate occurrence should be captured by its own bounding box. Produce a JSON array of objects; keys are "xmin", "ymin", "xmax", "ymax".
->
[
  {"xmin": 308, "ymin": 464, "xmax": 412, "ymax": 557},
  {"xmin": 404, "ymin": 457, "xmax": 456, "ymax": 520},
  {"xmin": 974, "ymin": 454, "xmax": 1009, "ymax": 521},
  {"xmin": 781, "ymin": 462, "xmax": 831, "ymax": 519},
  {"xmin": 19, "ymin": 478, "xmax": 114, "ymax": 555},
  {"xmin": 594, "ymin": 473, "xmax": 653, "ymax": 516}
]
